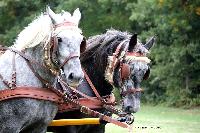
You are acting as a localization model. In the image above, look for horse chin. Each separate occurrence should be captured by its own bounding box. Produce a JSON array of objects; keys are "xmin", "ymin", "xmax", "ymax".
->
[
  {"xmin": 67, "ymin": 81, "xmax": 80, "ymax": 88},
  {"xmin": 123, "ymin": 105, "xmax": 140, "ymax": 114},
  {"xmin": 122, "ymin": 97, "xmax": 141, "ymax": 114}
]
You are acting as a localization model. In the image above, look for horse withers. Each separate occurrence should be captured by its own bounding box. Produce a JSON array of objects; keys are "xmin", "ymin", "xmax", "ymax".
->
[
  {"xmin": 48, "ymin": 29, "xmax": 155, "ymax": 133},
  {"xmin": 0, "ymin": 6, "xmax": 84, "ymax": 133}
]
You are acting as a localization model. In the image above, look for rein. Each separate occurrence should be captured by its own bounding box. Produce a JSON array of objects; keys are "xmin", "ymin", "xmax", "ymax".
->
[
  {"xmin": 82, "ymin": 69, "xmax": 125, "ymax": 115},
  {"xmin": 53, "ymin": 78, "xmax": 129, "ymax": 128},
  {"xmin": 57, "ymin": 73, "xmax": 122, "ymax": 115}
]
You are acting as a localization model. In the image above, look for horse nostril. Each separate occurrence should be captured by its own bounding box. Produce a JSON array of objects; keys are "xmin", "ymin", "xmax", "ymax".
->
[
  {"xmin": 125, "ymin": 106, "xmax": 133, "ymax": 113},
  {"xmin": 68, "ymin": 73, "xmax": 74, "ymax": 81},
  {"xmin": 132, "ymin": 110, "xmax": 136, "ymax": 113}
]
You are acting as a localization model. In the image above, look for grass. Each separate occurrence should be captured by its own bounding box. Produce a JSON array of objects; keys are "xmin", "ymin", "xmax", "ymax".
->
[{"xmin": 105, "ymin": 104, "xmax": 200, "ymax": 133}]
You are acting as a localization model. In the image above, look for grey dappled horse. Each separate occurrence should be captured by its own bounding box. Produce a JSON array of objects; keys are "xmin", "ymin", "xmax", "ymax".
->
[
  {"xmin": 0, "ymin": 7, "xmax": 84, "ymax": 133},
  {"xmin": 48, "ymin": 29, "xmax": 155, "ymax": 133}
]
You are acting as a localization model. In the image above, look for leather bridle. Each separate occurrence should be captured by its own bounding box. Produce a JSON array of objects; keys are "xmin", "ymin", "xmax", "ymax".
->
[
  {"xmin": 120, "ymin": 88, "xmax": 143, "ymax": 97},
  {"xmin": 43, "ymin": 36, "xmax": 79, "ymax": 76},
  {"xmin": 104, "ymin": 40, "xmax": 151, "ymax": 97}
]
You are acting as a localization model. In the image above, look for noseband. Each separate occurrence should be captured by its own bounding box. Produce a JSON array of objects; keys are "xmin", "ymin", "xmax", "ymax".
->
[{"xmin": 120, "ymin": 88, "xmax": 143, "ymax": 97}]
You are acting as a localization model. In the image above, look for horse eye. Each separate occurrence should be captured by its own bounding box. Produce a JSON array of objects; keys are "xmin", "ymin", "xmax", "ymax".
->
[{"xmin": 57, "ymin": 37, "xmax": 62, "ymax": 42}]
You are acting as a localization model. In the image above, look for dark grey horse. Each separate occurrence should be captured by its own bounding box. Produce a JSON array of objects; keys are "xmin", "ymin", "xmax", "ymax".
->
[
  {"xmin": 48, "ymin": 29, "xmax": 155, "ymax": 133},
  {"xmin": 0, "ymin": 7, "xmax": 84, "ymax": 133}
]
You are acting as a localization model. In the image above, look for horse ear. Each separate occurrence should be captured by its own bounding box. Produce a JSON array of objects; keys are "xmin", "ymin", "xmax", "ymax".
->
[
  {"xmin": 144, "ymin": 36, "xmax": 156, "ymax": 50},
  {"xmin": 46, "ymin": 6, "xmax": 58, "ymax": 24},
  {"xmin": 72, "ymin": 8, "xmax": 81, "ymax": 25},
  {"xmin": 128, "ymin": 33, "xmax": 137, "ymax": 52},
  {"xmin": 61, "ymin": 10, "xmax": 65, "ymax": 14},
  {"xmin": 80, "ymin": 37, "xmax": 87, "ymax": 53}
]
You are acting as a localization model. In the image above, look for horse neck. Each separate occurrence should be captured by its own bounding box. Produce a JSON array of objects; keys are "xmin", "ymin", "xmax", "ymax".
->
[
  {"xmin": 24, "ymin": 45, "xmax": 54, "ymax": 84},
  {"xmin": 82, "ymin": 58, "xmax": 113, "ymax": 96}
]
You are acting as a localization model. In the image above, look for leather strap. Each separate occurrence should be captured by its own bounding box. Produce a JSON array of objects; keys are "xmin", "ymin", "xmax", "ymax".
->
[
  {"xmin": 55, "ymin": 21, "xmax": 78, "ymax": 28},
  {"xmin": 0, "ymin": 87, "xmax": 62, "ymax": 103},
  {"xmin": 80, "ymin": 106, "xmax": 129, "ymax": 128},
  {"xmin": 58, "ymin": 78, "xmax": 115, "ymax": 105},
  {"xmin": 5, "ymin": 47, "xmax": 48, "ymax": 70},
  {"xmin": 82, "ymin": 69, "xmax": 117, "ymax": 106},
  {"xmin": 57, "ymin": 77, "xmax": 100, "ymax": 102},
  {"xmin": 0, "ymin": 86, "xmax": 105, "ymax": 112},
  {"xmin": 58, "ymin": 97, "xmax": 103, "ymax": 112},
  {"xmin": 121, "ymin": 88, "xmax": 143, "ymax": 96},
  {"xmin": 82, "ymin": 69, "xmax": 101, "ymax": 99},
  {"xmin": 59, "ymin": 54, "xmax": 79, "ymax": 69},
  {"xmin": 126, "ymin": 52, "xmax": 144, "ymax": 56}
]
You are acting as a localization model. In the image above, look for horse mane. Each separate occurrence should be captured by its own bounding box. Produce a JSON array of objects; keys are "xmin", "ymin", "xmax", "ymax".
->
[
  {"xmin": 13, "ymin": 13, "xmax": 53, "ymax": 50},
  {"xmin": 81, "ymin": 29, "xmax": 131, "ymax": 62},
  {"xmin": 87, "ymin": 29, "xmax": 131, "ymax": 50}
]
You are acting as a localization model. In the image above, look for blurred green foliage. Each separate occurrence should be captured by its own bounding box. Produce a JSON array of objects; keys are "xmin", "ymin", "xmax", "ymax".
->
[{"xmin": 0, "ymin": 0, "xmax": 199, "ymax": 107}]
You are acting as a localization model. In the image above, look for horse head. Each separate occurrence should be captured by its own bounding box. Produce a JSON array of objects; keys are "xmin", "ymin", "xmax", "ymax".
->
[
  {"xmin": 90, "ymin": 30, "xmax": 155, "ymax": 114},
  {"xmin": 81, "ymin": 30, "xmax": 155, "ymax": 114},
  {"xmin": 11, "ymin": 7, "xmax": 85, "ymax": 88},
  {"xmin": 118, "ymin": 35, "xmax": 156, "ymax": 114},
  {"xmin": 46, "ymin": 7, "xmax": 84, "ymax": 87},
  {"xmin": 0, "ymin": 6, "xmax": 86, "ymax": 133}
]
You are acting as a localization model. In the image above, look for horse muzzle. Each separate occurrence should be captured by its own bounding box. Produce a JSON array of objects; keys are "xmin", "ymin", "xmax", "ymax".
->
[{"xmin": 67, "ymin": 72, "xmax": 84, "ymax": 87}]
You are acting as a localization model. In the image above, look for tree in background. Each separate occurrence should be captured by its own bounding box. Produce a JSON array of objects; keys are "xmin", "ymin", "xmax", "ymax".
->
[
  {"xmin": 56, "ymin": 0, "xmax": 131, "ymax": 36},
  {"xmin": 0, "ymin": 0, "xmax": 199, "ymax": 107},
  {"xmin": 0, "ymin": 0, "xmax": 59, "ymax": 45},
  {"xmin": 128, "ymin": 0, "xmax": 200, "ymax": 107},
  {"xmin": 0, "ymin": 0, "xmax": 131, "ymax": 45}
]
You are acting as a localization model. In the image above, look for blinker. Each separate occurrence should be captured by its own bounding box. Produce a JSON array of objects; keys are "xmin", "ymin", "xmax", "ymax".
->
[
  {"xmin": 143, "ymin": 68, "xmax": 150, "ymax": 80},
  {"xmin": 121, "ymin": 63, "xmax": 131, "ymax": 81}
]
